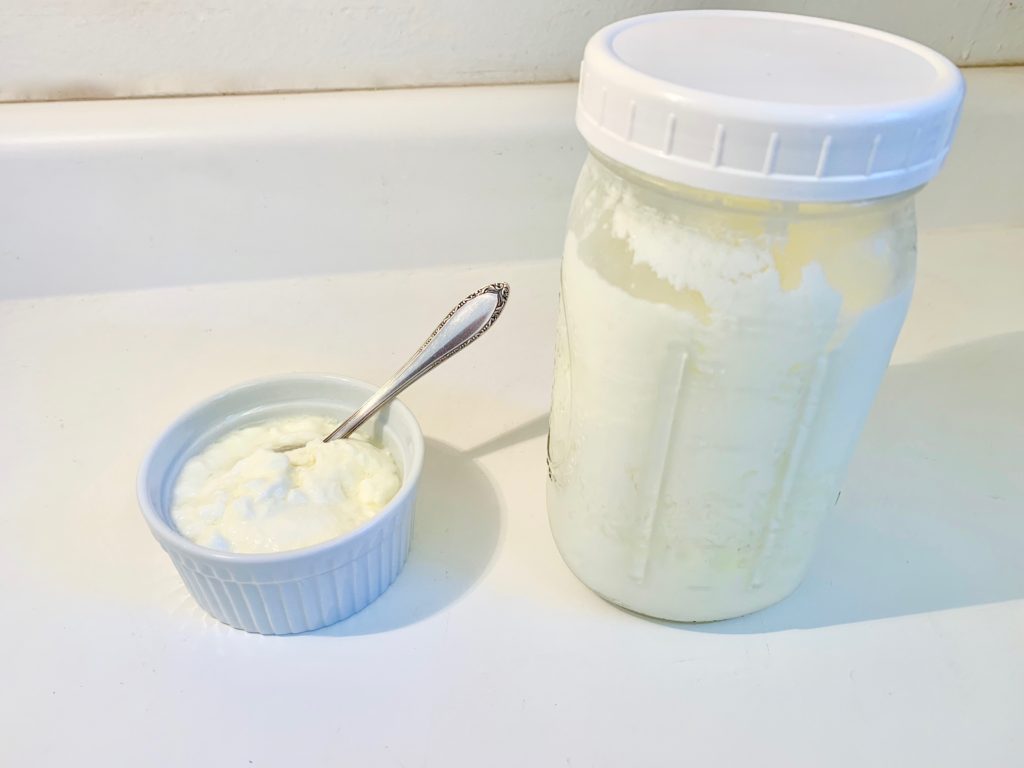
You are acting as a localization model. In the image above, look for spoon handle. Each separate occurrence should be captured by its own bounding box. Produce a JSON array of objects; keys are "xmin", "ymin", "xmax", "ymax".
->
[{"xmin": 324, "ymin": 282, "xmax": 510, "ymax": 442}]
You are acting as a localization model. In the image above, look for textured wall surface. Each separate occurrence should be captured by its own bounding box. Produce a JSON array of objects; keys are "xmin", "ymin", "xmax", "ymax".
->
[{"xmin": 1, "ymin": 0, "xmax": 1021, "ymax": 102}]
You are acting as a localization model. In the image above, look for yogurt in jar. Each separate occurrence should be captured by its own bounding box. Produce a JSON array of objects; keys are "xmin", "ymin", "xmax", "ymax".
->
[
  {"xmin": 547, "ymin": 157, "xmax": 914, "ymax": 621},
  {"xmin": 171, "ymin": 415, "xmax": 401, "ymax": 554}
]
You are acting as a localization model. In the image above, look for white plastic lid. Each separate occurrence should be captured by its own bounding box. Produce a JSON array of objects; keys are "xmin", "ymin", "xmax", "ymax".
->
[{"xmin": 577, "ymin": 11, "xmax": 965, "ymax": 202}]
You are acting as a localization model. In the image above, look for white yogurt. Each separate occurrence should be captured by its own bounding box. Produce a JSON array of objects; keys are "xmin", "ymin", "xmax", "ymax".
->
[
  {"xmin": 171, "ymin": 415, "xmax": 401, "ymax": 554},
  {"xmin": 547, "ymin": 159, "xmax": 914, "ymax": 621}
]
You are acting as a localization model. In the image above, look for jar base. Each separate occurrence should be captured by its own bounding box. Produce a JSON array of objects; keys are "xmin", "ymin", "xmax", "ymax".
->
[
  {"xmin": 587, "ymin": 578, "xmax": 803, "ymax": 624},
  {"xmin": 552, "ymin": 539, "xmax": 807, "ymax": 623}
]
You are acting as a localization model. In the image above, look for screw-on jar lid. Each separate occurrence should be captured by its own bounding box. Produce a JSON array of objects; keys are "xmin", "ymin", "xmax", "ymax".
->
[{"xmin": 577, "ymin": 11, "xmax": 965, "ymax": 202}]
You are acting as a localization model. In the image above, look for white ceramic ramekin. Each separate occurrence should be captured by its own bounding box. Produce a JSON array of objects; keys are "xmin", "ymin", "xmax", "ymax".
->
[{"xmin": 138, "ymin": 374, "xmax": 424, "ymax": 635}]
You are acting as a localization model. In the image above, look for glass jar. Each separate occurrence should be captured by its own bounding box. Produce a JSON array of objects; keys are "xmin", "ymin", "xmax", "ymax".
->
[
  {"xmin": 548, "ymin": 151, "xmax": 917, "ymax": 620},
  {"xmin": 547, "ymin": 11, "xmax": 963, "ymax": 621}
]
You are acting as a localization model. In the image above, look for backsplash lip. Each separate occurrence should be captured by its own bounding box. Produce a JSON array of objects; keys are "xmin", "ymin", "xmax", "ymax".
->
[
  {"xmin": 1, "ymin": 69, "xmax": 1021, "ymax": 299},
  {"xmin": 0, "ymin": 82, "xmax": 585, "ymax": 300}
]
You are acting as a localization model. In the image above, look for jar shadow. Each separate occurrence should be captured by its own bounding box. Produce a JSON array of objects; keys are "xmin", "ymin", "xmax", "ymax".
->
[
  {"xmin": 309, "ymin": 437, "xmax": 503, "ymax": 637},
  {"xmin": 649, "ymin": 331, "xmax": 1024, "ymax": 634}
]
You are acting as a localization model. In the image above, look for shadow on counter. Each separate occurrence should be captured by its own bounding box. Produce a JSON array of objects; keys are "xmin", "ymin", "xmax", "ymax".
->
[
  {"xmin": 312, "ymin": 437, "xmax": 503, "ymax": 637},
  {"xmin": 659, "ymin": 331, "xmax": 1024, "ymax": 634}
]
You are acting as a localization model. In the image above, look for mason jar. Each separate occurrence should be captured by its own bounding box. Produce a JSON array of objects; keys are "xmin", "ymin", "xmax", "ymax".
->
[{"xmin": 547, "ymin": 11, "xmax": 964, "ymax": 621}]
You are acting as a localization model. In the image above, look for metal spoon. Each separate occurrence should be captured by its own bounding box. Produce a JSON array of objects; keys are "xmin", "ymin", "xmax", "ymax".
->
[{"xmin": 318, "ymin": 282, "xmax": 510, "ymax": 443}]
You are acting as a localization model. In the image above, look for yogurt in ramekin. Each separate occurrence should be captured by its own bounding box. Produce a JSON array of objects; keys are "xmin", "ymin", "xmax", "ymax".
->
[
  {"xmin": 138, "ymin": 375, "xmax": 424, "ymax": 635},
  {"xmin": 171, "ymin": 414, "xmax": 402, "ymax": 554}
]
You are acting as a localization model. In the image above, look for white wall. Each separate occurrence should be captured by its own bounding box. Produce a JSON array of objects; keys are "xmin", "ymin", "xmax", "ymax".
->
[{"xmin": 2, "ymin": 0, "xmax": 1021, "ymax": 102}]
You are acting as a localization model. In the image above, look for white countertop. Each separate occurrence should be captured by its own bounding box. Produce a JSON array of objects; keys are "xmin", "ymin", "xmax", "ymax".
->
[{"xmin": 1, "ymin": 69, "xmax": 1022, "ymax": 766}]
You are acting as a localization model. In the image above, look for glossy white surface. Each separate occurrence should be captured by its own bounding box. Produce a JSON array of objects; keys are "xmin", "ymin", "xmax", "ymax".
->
[
  {"xmin": 1, "ymin": 69, "xmax": 1022, "ymax": 765},
  {"xmin": 0, "ymin": 84, "xmax": 581, "ymax": 298}
]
